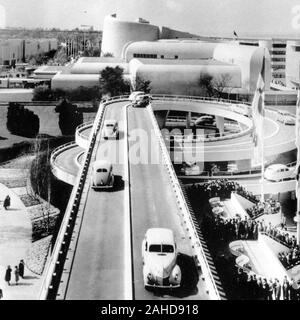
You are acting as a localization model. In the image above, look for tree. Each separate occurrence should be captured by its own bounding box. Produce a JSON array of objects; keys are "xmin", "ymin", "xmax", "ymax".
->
[
  {"xmin": 133, "ymin": 75, "xmax": 151, "ymax": 93},
  {"xmin": 197, "ymin": 73, "xmax": 232, "ymax": 98},
  {"xmin": 32, "ymin": 85, "xmax": 54, "ymax": 101},
  {"xmin": 197, "ymin": 73, "xmax": 215, "ymax": 97},
  {"xmin": 99, "ymin": 66, "xmax": 130, "ymax": 97},
  {"xmin": 7, "ymin": 103, "xmax": 40, "ymax": 137},
  {"xmin": 212, "ymin": 74, "xmax": 233, "ymax": 98},
  {"xmin": 55, "ymin": 99, "xmax": 83, "ymax": 135},
  {"xmin": 102, "ymin": 52, "xmax": 114, "ymax": 57}
]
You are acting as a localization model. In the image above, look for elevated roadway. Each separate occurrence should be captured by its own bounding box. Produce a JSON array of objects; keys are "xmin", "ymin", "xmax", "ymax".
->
[{"xmin": 49, "ymin": 98, "xmax": 215, "ymax": 300}]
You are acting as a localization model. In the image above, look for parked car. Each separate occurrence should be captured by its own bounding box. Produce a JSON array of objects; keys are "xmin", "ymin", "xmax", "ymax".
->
[
  {"xmin": 132, "ymin": 94, "xmax": 152, "ymax": 108},
  {"xmin": 103, "ymin": 119, "xmax": 119, "ymax": 139},
  {"xmin": 91, "ymin": 160, "xmax": 114, "ymax": 189},
  {"xmin": 264, "ymin": 164, "xmax": 295, "ymax": 182},
  {"xmin": 277, "ymin": 110, "xmax": 295, "ymax": 125},
  {"xmin": 142, "ymin": 228, "xmax": 181, "ymax": 289}
]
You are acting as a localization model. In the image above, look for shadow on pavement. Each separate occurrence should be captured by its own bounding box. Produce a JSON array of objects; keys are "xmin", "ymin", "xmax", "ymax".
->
[{"xmin": 149, "ymin": 253, "xmax": 199, "ymax": 298}]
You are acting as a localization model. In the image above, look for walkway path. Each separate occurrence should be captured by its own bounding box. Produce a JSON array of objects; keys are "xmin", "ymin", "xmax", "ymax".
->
[{"xmin": 0, "ymin": 183, "xmax": 42, "ymax": 300}]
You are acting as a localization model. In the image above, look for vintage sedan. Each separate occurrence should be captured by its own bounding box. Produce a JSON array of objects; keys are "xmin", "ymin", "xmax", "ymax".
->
[
  {"xmin": 142, "ymin": 228, "xmax": 181, "ymax": 289},
  {"xmin": 91, "ymin": 160, "xmax": 114, "ymax": 189},
  {"xmin": 277, "ymin": 110, "xmax": 295, "ymax": 125},
  {"xmin": 132, "ymin": 94, "xmax": 152, "ymax": 108},
  {"xmin": 103, "ymin": 120, "xmax": 119, "ymax": 140},
  {"xmin": 264, "ymin": 164, "xmax": 295, "ymax": 182}
]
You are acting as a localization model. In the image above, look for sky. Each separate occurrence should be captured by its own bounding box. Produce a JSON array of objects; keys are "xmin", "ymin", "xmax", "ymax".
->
[{"xmin": 1, "ymin": 0, "xmax": 300, "ymax": 37}]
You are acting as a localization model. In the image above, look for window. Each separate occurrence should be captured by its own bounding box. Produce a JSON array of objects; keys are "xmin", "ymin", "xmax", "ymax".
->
[
  {"xmin": 273, "ymin": 43, "xmax": 286, "ymax": 48},
  {"xmin": 149, "ymin": 244, "xmax": 162, "ymax": 252},
  {"xmin": 133, "ymin": 53, "xmax": 157, "ymax": 59},
  {"xmin": 271, "ymin": 58, "xmax": 285, "ymax": 62},
  {"xmin": 96, "ymin": 168, "xmax": 108, "ymax": 173},
  {"xmin": 162, "ymin": 245, "xmax": 174, "ymax": 253},
  {"xmin": 271, "ymin": 50, "xmax": 285, "ymax": 55}
]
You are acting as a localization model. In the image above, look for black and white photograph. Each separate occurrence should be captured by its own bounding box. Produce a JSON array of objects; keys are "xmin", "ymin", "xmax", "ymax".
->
[{"xmin": 0, "ymin": 0, "xmax": 300, "ymax": 308}]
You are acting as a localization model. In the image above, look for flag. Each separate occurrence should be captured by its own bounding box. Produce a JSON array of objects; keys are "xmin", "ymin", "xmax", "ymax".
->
[
  {"xmin": 252, "ymin": 54, "xmax": 265, "ymax": 167},
  {"xmin": 233, "ymin": 30, "xmax": 238, "ymax": 37}
]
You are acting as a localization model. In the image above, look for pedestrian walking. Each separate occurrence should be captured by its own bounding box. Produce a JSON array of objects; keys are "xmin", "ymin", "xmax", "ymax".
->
[
  {"xmin": 3, "ymin": 195, "xmax": 10, "ymax": 210},
  {"xmin": 0, "ymin": 288, "xmax": 3, "ymax": 299},
  {"xmin": 5, "ymin": 265, "xmax": 12, "ymax": 285},
  {"xmin": 19, "ymin": 259, "xmax": 25, "ymax": 279},
  {"xmin": 14, "ymin": 266, "xmax": 19, "ymax": 285}
]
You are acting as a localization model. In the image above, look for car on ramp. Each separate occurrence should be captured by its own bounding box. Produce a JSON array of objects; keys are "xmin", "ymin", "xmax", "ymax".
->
[
  {"xmin": 264, "ymin": 164, "xmax": 295, "ymax": 182},
  {"xmin": 132, "ymin": 94, "xmax": 152, "ymax": 108},
  {"xmin": 103, "ymin": 120, "xmax": 119, "ymax": 140},
  {"xmin": 91, "ymin": 160, "xmax": 114, "ymax": 189},
  {"xmin": 142, "ymin": 228, "xmax": 181, "ymax": 289}
]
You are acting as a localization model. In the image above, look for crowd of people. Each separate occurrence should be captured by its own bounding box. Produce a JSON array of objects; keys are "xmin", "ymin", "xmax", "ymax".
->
[
  {"xmin": 236, "ymin": 270, "xmax": 299, "ymax": 300},
  {"xmin": 246, "ymin": 199, "xmax": 281, "ymax": 220},
  {"xmin": 202, "ymin": 179, "xmax": 258, "ymax": 203},
  {"xmin": 202, "ymin": 213, "xmax": 259, "ymax": 242},
  {"xmin": 278, "ymin": 247, "xmax": 300, "ymax": 270}
]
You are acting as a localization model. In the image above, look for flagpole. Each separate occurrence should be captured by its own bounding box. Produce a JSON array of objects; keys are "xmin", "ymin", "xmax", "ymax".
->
[
  {"xmin": 296, "ymin": 85, "xmax": 300, "ymax": 244},
  {"xmin": 261, "ymin": 91, "xmax": 265, "ymax": 203}
]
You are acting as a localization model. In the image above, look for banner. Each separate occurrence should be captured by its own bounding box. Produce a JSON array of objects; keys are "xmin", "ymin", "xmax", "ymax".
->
[{"xmin": 251, "ymin": 55, "xmax": 265, "ymax": 167}]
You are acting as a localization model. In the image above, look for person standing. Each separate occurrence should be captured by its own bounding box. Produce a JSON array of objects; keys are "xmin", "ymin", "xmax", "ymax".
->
[
  {"xmin": 18, "ymin": 260, "xmax": 25, "ymax": 279},
  {"xmin": 274, "ymin": 279, "xmax": 282, "ymax": 300},
  {"xmin": 5, "ymin": 265, "xmax": 12, "ymax": 285},
  {"xmin": 14, "ymin": 266, "xmax": 19, "ymax": 285},
  {"xmin": 3, "ymin": 195, "xmax": 10, "ymax": 210},
  {"xmin": 0, "ymin": 288, "xmax": 3, "ymax": 299}
]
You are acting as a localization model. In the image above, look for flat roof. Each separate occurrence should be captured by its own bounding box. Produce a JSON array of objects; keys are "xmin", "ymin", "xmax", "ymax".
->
[{"xmin": 134, "ymin": 58, "xmax": 233, "ymax": 66}]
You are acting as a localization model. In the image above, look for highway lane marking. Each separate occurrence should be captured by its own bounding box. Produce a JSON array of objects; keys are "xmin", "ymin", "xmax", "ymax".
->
[{"xmin": 123, "ymin": 103, "xmax": 134, "ymax": 300}]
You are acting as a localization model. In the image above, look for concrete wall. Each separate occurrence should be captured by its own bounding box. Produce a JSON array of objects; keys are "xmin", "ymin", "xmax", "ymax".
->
[
  {"xmin": 213, "ymin": 44, "xmax": 271, "ymax": 92},
  {"xmin": 124, "ymin": 40, "xmax": 218, "ymax": 61},
  {"xmin": 285, "ymin": 40, "xmax": 300, "ymax": 89},
  {"xmin": 133, "ymin": 61, "xmax": 241, "ymax": 95},
  {"xmin": 101, "ymin": 15, "xmax": 160, "ymax": 58},
  {"xmin": 51, "ymin": 73, "xmax": 99, "ymax": 90}
]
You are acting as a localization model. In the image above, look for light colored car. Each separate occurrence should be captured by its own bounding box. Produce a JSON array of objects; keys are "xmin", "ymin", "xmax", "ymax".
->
[
  {"xmin": 91, "ymin": 160, "xmax": 114, "ymax": 189},
  {"xmin": 103, "ymin": 119, "xmax": 119, "ymax": 139},
  {"xmin": 277, "ymin": 110, "xmax": 295, "ymax": 125},
  {"xmin": 129, "ymin": 91, "xmax": 145, "ymax": 101},
  {"xmin": 142, "ymin": 228, "xmax": 181, "ymax": 289},
  {"xmin": 264, "ymin": 164, "xmax": 295, "ymax": 182},
  {"xmin": 132, "ymin": 94, "xmax": 152, "ymax": 108},
  {"xmin": 194, "ymin": 115, "xmax": 214, "ymax": 126},
  {"xmin": 231, "ymin": 104, "xmax": 251, "ymax": 117}
]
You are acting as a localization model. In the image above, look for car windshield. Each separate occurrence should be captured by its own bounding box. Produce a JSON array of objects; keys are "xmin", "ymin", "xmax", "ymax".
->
[
  {"xmin": 149, "ymin": 244, "xmax": 174, "ymax": 253},
  {"xmin": 96, "ymin": 168, "xmax": 108, "ymax": 173}
]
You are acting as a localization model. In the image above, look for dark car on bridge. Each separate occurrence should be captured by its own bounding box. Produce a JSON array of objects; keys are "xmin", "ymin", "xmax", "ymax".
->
[{"xmin": 132, "ymin": 94, "xmax": 152, "ymax": 108}]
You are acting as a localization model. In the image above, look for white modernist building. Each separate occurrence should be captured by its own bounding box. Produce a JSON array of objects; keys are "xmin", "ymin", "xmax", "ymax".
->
[{"xmin": 38, "ymin": 14, "xmax": 271, "ymax": 95}]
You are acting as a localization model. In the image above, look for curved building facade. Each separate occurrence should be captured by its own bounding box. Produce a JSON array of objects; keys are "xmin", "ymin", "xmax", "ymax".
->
[
  {"xmin": 213, "ymin": 44, "xmax": 271, "ymax": 91},
  {"xmin": 101, "ymin": 15, "xmax": 160, "ymax": 58},
  {"xmin": 123, "ymin": 40, "xmax": 217, "ymax": 61}
]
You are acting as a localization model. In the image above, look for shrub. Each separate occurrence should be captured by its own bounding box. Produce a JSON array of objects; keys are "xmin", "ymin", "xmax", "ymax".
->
[
  {"xmin": 55, "ymin": 99, "xmax": 83, "ymax": 135},
  {"xmin": 7, "ymin": 102, "xmax": 40, "ymax": 137}
]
